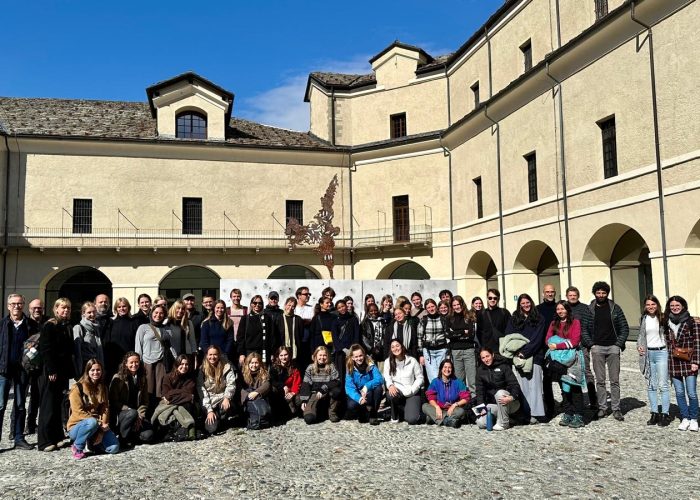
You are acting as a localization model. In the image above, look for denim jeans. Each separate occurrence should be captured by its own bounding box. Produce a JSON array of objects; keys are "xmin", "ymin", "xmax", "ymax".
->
[
  {"xmin": 0, "ymin": 365, "xmax": 28, "ymax": 442},
  {"xmin": 647, "ymin": 349, "xmax": 670, "ymax": 414},
  {"xmin": 672, "ymin": 375, "xmax": 698, "ymax": 420},
  {"xmin": 68, "ymin": 417, "xmax": 120, "ymax": 454},
  {"xmin": 423, "ymin": 348, "xmax": 448, "ymax": 383}
]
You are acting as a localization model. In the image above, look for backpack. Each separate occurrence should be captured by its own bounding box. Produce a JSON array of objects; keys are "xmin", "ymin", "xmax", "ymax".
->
[
  {"xmin": 21, "ymin": 333, "xmax": 42, "ymax": 374},
  {"xmin": 246, "ymin": 398, "xmax": 272, "ymax": 430}
]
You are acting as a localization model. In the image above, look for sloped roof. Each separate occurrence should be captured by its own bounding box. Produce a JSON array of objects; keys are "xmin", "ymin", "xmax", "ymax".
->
[{"xmin": 0, "ymin": 97, "xmax": 336, "ymax": 150}]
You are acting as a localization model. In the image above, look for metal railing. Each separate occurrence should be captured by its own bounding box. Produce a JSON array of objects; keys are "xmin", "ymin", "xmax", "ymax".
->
[{"xmin": 5, "ymin": 224, "xmax": 432, "ymax": 250}]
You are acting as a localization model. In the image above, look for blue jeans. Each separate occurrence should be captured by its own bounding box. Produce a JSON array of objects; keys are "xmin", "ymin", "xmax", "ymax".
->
[
  {"xmin": 647, "ymin": 349, "xmax": 670, "ymax": 413},
  {"xmin": 68, "ymin": 418, "xmax": 120, "ymax": 454},
  {"xmin": 672, "ymin": 375, "xmax": 698, "ymax": 420},
  {"xmin": 0, "ymin": 365, "xmax": 28, "ymax": 442},
  {"xmin": 423, "ymin": 348, "xmax": 448, "ymax": 383}
]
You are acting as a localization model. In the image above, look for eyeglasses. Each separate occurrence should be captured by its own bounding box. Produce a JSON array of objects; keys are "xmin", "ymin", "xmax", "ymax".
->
[
  {"xmin": 269, "ymin": 298, "xmax": 279, "ymax": 301},
  {"xmin": 299, "ymin": 293, "xmax": 310, "ymax": 296},
  {"xmin": 30, "ymin": 307, "xmax": 43, "ymax": 310},
  {"xmin": 252, "ymin": 301, "xmax": 263, "ymax": 306},
  {"xmin": 9, "ymin": 303, "xmax": 24, "ymax": 308}
]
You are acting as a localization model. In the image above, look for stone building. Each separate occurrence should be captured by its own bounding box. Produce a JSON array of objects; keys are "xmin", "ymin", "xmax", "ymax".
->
[{"xmin": 0, "ymin": 0, "xmax": 697, "ymax": 335}]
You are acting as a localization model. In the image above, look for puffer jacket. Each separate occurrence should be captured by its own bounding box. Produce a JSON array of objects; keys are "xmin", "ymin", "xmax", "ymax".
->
[
  {"xmin": 197, "ymin": 363, "xmax": 237, "ymax": 412},
  {"xmin": 345, "ymin": 363, "xmax": 384, "ymax": 403},
  {"xmin": 475, "ymin": 356, "xmax": 521, "ymax": 406},
  {"xmin": 583, "ymin": 299, "xmax": 629, "ymax": 350}
]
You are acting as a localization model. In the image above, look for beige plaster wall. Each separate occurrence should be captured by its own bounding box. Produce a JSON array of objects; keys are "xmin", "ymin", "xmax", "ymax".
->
[
  {"xmin": 309, "ymin": 85, "xmax": 331, "ymax": 142},
  {"xmin": 448, "ymin": 40, "xmax": 491, "ymax": 121}
]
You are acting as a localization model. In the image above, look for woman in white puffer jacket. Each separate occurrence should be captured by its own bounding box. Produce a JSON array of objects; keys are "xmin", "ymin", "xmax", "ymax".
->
[{"xmin": 383, "ymin": 339, "xmax": 424, "ymax": 424}]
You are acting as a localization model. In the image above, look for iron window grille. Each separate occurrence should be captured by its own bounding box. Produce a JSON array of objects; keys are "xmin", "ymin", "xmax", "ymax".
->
[
  {"xmin": 72, "ymin": 198, "xmax": 92, "ymax": 234},
  {"xmin": 182, "ymin": 197, "xmax": 203, "ymax": 235},
  {"xmin": 390, "ymin": 113, "xmax": 407, "ymax": 139}
]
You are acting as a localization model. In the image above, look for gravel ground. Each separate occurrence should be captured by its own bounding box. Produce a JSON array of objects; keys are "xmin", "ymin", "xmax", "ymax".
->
[{"xmin": 1, "ymin": 346, "xmax": 698, "ymax": 499}]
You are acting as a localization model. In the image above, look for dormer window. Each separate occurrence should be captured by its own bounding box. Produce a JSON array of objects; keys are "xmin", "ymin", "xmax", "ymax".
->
[{"xmin": 176, "ymin": 111, "xmax": 207, "ymax": 139}]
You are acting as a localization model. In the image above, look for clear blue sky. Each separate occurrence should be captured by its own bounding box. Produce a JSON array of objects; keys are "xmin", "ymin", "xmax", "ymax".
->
[{"xmin": 3, "ymin": 0, "xmax": 503, "ymax": 131}]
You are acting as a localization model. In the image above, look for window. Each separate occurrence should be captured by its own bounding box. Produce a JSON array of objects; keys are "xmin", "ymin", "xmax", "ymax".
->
[
  {"xmin": 390, "ymin": 113, "xmax": 407, "ymax": 139},
  {"xmin": 473, "ymin": 177, "xmax": 483, "ymax": 219},
  {"xmin": 392, "ymin": 195, "xmax": 409, "ymax": 243},
  {"xmin": 286, "ymin": 200, "xmax": 303, "ymax": 226},
  {"xmin": 471, "ymin": 81, "xmax": 480, "ymax": 108},
  {"xmin": 182, "ymin": 197, "xmax": 202, "ymax": 235},
  {"xmin": 525, "ymin": 152, "xmax": 538, "ymax": 203},
  {"xmin": 176, "ymin": 112, "xmax": 207, "ymax": 139},
  {"xmin": 598, "ymin": 116, "xmax": 618, "ymax": 178},
  {"xmin": 72, "ymin": 199, "xmax": 92, "ymax": 234},
  {"xmin": 520, "ymin": 39, "xmax": 532, "ymax": 72},
  {"xmin": 595, "ymin": 0, "xmax": 608, "ymax": 20}
]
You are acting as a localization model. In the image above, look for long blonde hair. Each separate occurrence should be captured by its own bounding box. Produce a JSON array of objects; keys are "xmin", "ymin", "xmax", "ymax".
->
[
  {"xmin": 204, "ymin": 299, "xmax": 232, "ymax": 330},
  {"xmin": 201, "ymin": 346, "xmax": 226, "ymax": 392},
  {"xmin": 345, "ymin": 344, "xmax": 373, "ymax": 374},
  {"xmin": 311, "ymin": 346, "xmax": 332, "ymax": 375},
  {"xmin": 168, "ymin": 299, "xmax": 191, "ymax": 335},
  {"xmin": 242, "ymin": 352, "xmax": 269, "ymax": 386}
]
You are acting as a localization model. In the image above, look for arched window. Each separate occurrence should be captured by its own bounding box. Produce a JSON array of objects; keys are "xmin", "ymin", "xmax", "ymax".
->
[{"xmin": 176, "ymin": 111, "xmax": 207, "ymax": 139}]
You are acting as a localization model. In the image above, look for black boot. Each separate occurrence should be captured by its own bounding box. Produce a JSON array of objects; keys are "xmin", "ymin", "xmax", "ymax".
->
[
  {"xmin": 658, "ymin": 414, "xmax": 672, "ymax": 427},
  {"xmin": 647, "ymin": 413, "xmax": 659, "ymax": 425}
]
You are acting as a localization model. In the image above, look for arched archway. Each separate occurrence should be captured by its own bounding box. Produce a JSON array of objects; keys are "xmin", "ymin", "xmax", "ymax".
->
[
  {"xmin": 466, "ymin": 251, "xmax": 499, "ymax": 294},
  {"xmin": 377, "ymin": 260, "xmax": 430, "ymax": 279},
  {"xmin": 686, "ymin": 219, "xmax": 700, "ymax": 248},
  {"xmin": 513, "ymin": 241, "xmax": 561, "ymax": 301},
  {"xmin": 45, "ymin": 266, "xmax": 112, "ymax": 323},
  {"xmin": 268, "ymin": 265, "xmax": 320, "ymax": 279},
  {"xmin": 584, "ymin": 225, "xmax": 653, "ymax": 337},
  {"xmin": 159, "ymin": 265, "xmax": 220, "ymax": 305}
]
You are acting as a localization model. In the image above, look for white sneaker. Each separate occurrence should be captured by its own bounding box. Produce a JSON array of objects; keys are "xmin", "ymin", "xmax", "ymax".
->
[
  {"xmin": 492, "ymin": 423, "xmax": 505, "ymax": 431},
  {"xmin": 678, "ymin": 418, "xmax": 691, "ymax": 431},
  {"xmin": 390, "ymin": 418, "xmax": 400, "ymax": 424},
  {"xmin": 689, "ymin": 420, "xmax": 699, "ymax": 432}
]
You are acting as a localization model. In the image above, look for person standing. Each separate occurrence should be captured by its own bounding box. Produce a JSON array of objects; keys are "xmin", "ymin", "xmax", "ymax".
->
[
  {"xmin": 280, "ymin": 297, "xmax": 303, "ymax": 362},
  {"xmin": 238, "ymin": 295, "xmax": 277, "ymax": 366},
  {"xmin": 583, "ymin": 281, "xmax": 629, "ymax": 421},
  {"xmin": 0, "ymin": 294, "xmax": 38, "ymax": 450},
  {"xmin": 448, "ymin": 295, "xmax": 477, "ymax": 395},
  {"xmin": 478, "ymin": 289, "xmax": 511, "ymax": 354},
  {"xmin": 133, "ymin": 294, "xmax": 152, "ymax": 327},
  {"xmin": 105, "ymin": 298, "xmax": 138, "ymax": 381},
  {"xmin": 227, "ymin": 288, "xmax": 247, "ymax": 342},
  {"xmin": 418, "ymin": 299, "xmax": 449, "ymax": 383},
  {"xmin": 664, "ymin": 296, "xmax": 699, "ymax": 432},
  {"xmin": 566, "ymin": 286, "xmax": 597, "ymax": 413},
  {"xmin": 73, "ymin": 302, "xmax": 104, "ymax": 375},
  {"xmin": 637, "ymin": 295, "xmax": 671, "ymax": 426},
  {"xmin": 183, "ymin": 294, "xmax": 203, "ymax": 346},
  {"xmin": 94, "ymin": 294, "xmax": 113, "ymax": 342},
  {"xmin": 537, "ymin": 284, "xmax": 557, "ymax": 419},
  {"xmin": 22, "ymin": 298, "xmax": 46, "ymax": 435},
  {"xmin": 294, "ymin": 287, "xmax": 314, "ymax": 372}
]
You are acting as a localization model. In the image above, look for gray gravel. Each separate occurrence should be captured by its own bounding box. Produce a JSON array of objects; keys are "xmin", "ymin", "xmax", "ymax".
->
[{"xmin": 1, "ymin": 346, "xmax": 698, "ymax": 499}]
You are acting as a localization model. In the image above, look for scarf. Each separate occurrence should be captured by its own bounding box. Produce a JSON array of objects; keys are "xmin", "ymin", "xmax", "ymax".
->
[
  {"xmin": 283, "ymin": 313, "xmax": 296, "ymax": 359},
  {"xmin": 80, "ymin": 317, "xmax": 99, "ymax": 335},
  {"xmin": 668, "ymin": 310, "xmax": 690, "ymax": 337},
  {"xmin": 392, "ymin": 320, "xmax": 412, "ymax": 349}
]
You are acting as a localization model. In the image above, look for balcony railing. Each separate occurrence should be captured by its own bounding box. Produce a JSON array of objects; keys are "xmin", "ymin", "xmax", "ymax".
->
[{"xmin": 5, "ymin": 225, "xmax": 432, "ymax": 250}]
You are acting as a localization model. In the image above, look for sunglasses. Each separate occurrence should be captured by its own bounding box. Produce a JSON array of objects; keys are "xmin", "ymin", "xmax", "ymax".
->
[
  {"xmin": 252, "ymin": 301, "xmax": 263, "ymax": 306},
  {"xmin": 487, "ymin": 296, "xmax": 498, "ymax": 300}
]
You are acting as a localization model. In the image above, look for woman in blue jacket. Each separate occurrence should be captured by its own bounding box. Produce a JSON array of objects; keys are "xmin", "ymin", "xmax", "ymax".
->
[
  {"xmin": 345, "ymin": 344, "xmax": 384, "ymax": 425},
  {"xmin": 200, "ymin": 300, "xmax": 235, "ymax": 363},
  {"xmin": 505, "ymin": 293, "xmax": 547, "ymax": 423}
]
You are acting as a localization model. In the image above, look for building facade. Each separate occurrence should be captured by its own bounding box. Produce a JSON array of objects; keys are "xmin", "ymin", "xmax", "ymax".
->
[{"xmin": 1, "ymin": 0, "xmax": 698, "ymax": 334}]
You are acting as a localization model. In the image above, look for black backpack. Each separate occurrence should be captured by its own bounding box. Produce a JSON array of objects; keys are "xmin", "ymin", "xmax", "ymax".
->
[{"xmin": 246, "ymin": 398, "xmax": 272, "ymax": 430}]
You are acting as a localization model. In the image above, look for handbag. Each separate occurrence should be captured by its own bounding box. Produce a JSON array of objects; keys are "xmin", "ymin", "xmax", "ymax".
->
[{"xmin": 670, "ymin": 330, "xmax": 692, "ymax": 362}]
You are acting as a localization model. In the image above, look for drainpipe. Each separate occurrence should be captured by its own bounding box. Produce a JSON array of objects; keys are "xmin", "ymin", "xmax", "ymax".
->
[
  {"xmin": 630, "ymin": 0, "xmax": 669, "ymax": 298},
  {"xmin": 545, "ymin": 61, "xmax": 573, "ymax": 287},
  {"xmin": 483, "ymin": 107, "xmax": 506, "ymax": 305},
  {"xmin": 348, "ymin": 152, "xmax": 355, "ymax": 279},
  {"xmin": 485, "ymin": 26, "xmax": 493, "ymax": 99},
  {"xmin": 439, "ymin": 138, "xmax": 455, "ymax": 280},
  {"xmin": 2, "ymin": 134, "xmax": 11, "ymax": 300},
  {"xmin": 331, "ymin": 88, "xmax": 336, "ymax": 146}
]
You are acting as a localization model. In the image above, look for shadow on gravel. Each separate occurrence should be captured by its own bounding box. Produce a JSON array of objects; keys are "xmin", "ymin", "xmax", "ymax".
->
[{"xmin": 620, "ymin": 397, "xmax": 646, "ymax": 414}]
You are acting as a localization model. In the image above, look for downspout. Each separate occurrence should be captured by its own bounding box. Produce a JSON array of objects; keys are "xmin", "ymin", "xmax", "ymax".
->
[
  {"xmin": 483, "ymin": 107, "xmax": 507, "ymax": 306},
  {"xmin": 331, "ymin": 88, "xmax": 336, "ymax": 146},
  {"xmin": 485, "ymin": 26, "xmax": 493, "ymax": 99},
  {"xmin": 2, "ymin": 134, "xmax": 11, "ymax": 300},
  {"xmin": 444, "ymin": 65, "xmax": 455, "ymax": 280},
  {"xmin": 630, "ymin": 0, "xmax": 669, "ymax": 298},
  {"xmin": 545, "ymin": 0, "xmax": 573, "ymax": 286},
  {"xmin": 348, "ymin": 152, "xmax": 355, "ymax": 279}
]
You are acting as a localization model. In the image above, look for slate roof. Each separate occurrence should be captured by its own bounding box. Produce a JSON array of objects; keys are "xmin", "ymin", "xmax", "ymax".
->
[{"xmin": 0, "ymin": 97, "xmax": 336, "ymax": 150}]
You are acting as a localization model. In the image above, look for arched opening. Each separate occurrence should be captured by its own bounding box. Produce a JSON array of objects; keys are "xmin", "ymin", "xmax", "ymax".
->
[
  {"xmin": 514, "ymin": 241, "xmax": 561, "ymax": 301},
  {"xmin": 377, "ymin": 260, "xmax": 430, "ymax": 280},
  {"xmin": 45, "ymin": 267, "xmax": 112, "ymax": 324},
  {"xmin": 585, "ymin": 225, "xmax": 653, "ymax": 338},
  {"xmin": 268, "ymin": 265, "xmax": 320, "ymax": 279},
  {"xmin": 686, "ymin": 219, "xmax": 700, "ymax": 248},
  {"xmin": 159, "ymin": 266, "xmax": 220, "ymax": 305},
  {"xmin": 466, "ymin": 251, "xmax": 499, "ymax": 294},
  {"xmin": 176, "ymin": 111, "xmax": 207, "ymax": 139}
]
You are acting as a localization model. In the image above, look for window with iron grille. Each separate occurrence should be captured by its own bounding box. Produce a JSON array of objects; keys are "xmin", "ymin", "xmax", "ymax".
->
[
  {"xmin": 473, "ymin": 177, "xmax": 483, "ymax": 219},
  {"xmin": 525, "ymin": 152, "xmax": 538, "ymax": 203},
  {"xmin": 176, "ymin": 112, "xmax": 207, "ymax": 139},
  {"xmin": 598, "ymin": 116, "xmax": 618, "ymax": 178},
  {"xmin": 286, "ymin": 200, "xmax": 303, "ymax": 226},
  {"xmin": 520, "ymin": 39, "xmax": 532, "ymax": 72},
  {"xmin": 182, "ymin": 197, "xmax": 202, "ymax": 235},
  {"xmin": 72, "ymin": 199, "xmax": 92, "ymax": 234},
  {"xmin": 595, "ymin": 0, "xmax": 608, "ymax": 20},
  {"xmin": 471, "ymin": 81, "xmax": 480, "ymax": 108},
  {"xmin": 393, "ymin": 195, "xmax": 409, "ymax": 243},
  {"xmin": 390, "ymin": 113, "xmax": 407, "ymax": 139}
]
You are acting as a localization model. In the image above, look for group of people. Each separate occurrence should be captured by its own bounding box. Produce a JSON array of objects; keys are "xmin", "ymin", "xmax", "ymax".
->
[{"xmin": 0, "ymin": 280, "xmax": 698, "ymax": 459}]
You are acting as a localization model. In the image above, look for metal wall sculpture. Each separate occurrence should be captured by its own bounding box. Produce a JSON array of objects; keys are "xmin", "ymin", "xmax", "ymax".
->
[{"xmin": 285, "ymin": 175, "xmax": 340, "ymax": 278}]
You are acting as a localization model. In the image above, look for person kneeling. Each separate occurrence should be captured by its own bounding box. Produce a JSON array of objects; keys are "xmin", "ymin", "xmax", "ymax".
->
[
  {"xmin": 298, "ymin": 346, "xmax": 341, "ymax": 424},
  {"xmin": 383, "ymin": 340, "xmax": 424, "ymax": 424},
  {"xmin": 153, "ymin": 354, "xmax": 199, "ymax": 441},
  {"xmin": 241, "ymin": 352, "xmax": 272, "ymax": 430},
  {"xmin": 67, "ymin": 359, "xmax": 119, "ymax": 459},
  {"xmin": 422, "ymin": 359, "xmax": 470, "ymax": 428},
  {"xmin": 345, "ymin": 344, "xmax": 384, "ymax": 425},
  {"xmin": 475, "ymin": 348, "xmax": 521, "ymax": 431},
  {"xmin": 198, "ymin": 346, "xmax": 236, "ymax": 435},
  {"xmin": 109, "ymin": 352, "xmax": 154, "ymax": 447}
]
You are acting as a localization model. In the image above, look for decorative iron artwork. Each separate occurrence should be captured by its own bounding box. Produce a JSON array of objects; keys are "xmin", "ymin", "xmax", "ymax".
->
[{"xmin": 285, "ymin": 175, "xmax": 340, "ymax": 278}]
